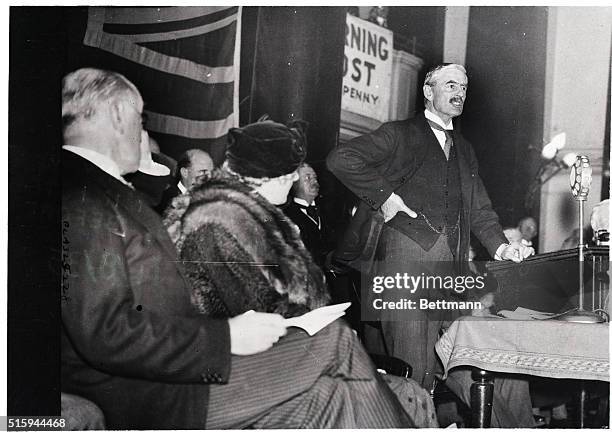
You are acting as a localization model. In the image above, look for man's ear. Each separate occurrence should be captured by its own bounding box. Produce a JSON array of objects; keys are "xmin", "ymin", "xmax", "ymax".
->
[
  {"xmin": 109, "ymin": 99, "xmax": 127, "ymax": 135},
  {"xmin": 180, "ymin": 166, "xmax": 189, "ymax": 182},
  {"xmin": 423, "ymin": 84, "xmax": 433, "ymax": 102}
]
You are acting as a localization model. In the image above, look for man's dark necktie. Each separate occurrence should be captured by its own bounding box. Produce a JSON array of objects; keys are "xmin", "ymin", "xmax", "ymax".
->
[
  {"xmin": 304, "ymin": 204, "xmax": 320, "ymax": 224},
  {"xmin": 426, "ymin": 119, "xmax": 453, "ymax": 160}
]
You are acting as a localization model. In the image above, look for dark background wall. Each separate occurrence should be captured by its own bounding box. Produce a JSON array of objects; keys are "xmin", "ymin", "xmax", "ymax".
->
[
  {"xmin": 240, "ymin": 6, "xmax": 346, "ymax": 165},
  {"xmin": 462, "ymin": 6, "xmax": 548, "ymax": 228},
  {"xmin": 388, "ymin": 6, "xmax": 445, "ymax": 68},
  {"xmin": 239, "ymin": 6, "xmax": 348, "ymax": 245},
  {"xmin": 388, "ymin": 6, "xmax": 446, "ymax": 114}
]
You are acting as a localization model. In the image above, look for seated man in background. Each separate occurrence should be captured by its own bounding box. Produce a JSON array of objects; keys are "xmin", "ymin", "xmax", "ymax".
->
[
  {"xmin": 157, "ymin": 148, "xmax": 214, "ymax": 214},
  {"xmin": 61, "ymin": 67, "xmax": 417, "ymax": 429},
  {"xmin": 283, "ymin": 163, "xmax": 363, "ymax": 317},
  {"xmin": 283, "ymin": 163, "xmax": 329, "ymax": 268},
  {"xmin": 518, "ymin": 216, "xmax": 538, "ymax": 249}
]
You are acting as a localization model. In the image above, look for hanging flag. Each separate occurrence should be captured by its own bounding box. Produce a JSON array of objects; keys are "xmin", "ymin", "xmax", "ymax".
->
[{"xmin": 82, "ymin": 6, "xmax": 242, "ymax": 163}]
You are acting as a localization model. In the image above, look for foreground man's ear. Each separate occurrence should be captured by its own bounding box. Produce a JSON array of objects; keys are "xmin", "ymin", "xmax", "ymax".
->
[
  {"xmin": 423, "ymin": 84, "xmax": 433, "ymax": 102},
  {"xmin": 109, "ymin": 100, "xmax": 127, "ymax": 135}
]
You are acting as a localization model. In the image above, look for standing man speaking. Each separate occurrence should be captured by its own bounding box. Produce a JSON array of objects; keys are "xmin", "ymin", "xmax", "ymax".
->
[{"xmin": 327, "ymin": 63, "xmax": 534, "ymax": 390}]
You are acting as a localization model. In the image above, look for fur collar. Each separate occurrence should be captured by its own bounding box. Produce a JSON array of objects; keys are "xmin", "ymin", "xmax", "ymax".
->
[{"xmin": 164, "ymin": 170, "xmax": 329, "ymax": 316}]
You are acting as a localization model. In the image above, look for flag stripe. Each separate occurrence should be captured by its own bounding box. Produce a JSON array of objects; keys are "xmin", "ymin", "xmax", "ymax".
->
[
  {"xmin": 139, "ymin": 72, "xmax": 233, "ymax": 121},
  {"xmin": 110, "ymin": 14, "xmax": 237, "ymax": 44},
  {"xmin": 84, "ymin": 11, "xmax": 234, "ymax": 84},
  {"xmin": 104, "ymin": 7, "xmax": 239, "ymax": 35},
  {"xmin": 102, "ymin": 6, "xmax": 235, "ymax": 25},
  {"xmin": 145, "ymin": 110, "xmax": 234, "ymax": 140},
  {"xmin": 140, "ymin": 22, "xmax": 236, "ymax": 67}
]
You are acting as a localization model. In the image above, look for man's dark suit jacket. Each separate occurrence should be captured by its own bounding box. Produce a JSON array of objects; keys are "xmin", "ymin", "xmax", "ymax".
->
[
  {"xmin": 61, "ymin": 150, "xmax": 231, "ymax": 429},
  {"xmin": 125, "ymin": 170, "xmax": 173, "ymax": 209},
  {"xmin": 157, "ymin": 183, "xmax": 182, "ymax": 215},
  {"xmin": 326, "ymin": 112, "xmax": 506, "ymax": 262},
  {"xmin": 284, "ymin": 200, "xmax": 326, "ymax": 267}
]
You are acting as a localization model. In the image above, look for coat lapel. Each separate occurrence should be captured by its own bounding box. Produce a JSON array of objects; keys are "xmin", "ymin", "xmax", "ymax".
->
[
  {"xmin": 415, "ymin": 113, "xmax": 444, "ymax": 157},
  {"xmin": 111, "ymin": 184, "xmax": 179, "ymax": 258},
  {"xmin": 399, "ymin": 114, "xmax": 440, "ymax": 181},
  {"xmin": 64, "ymin": 150, "xmax": 179, "ymax": 259}
]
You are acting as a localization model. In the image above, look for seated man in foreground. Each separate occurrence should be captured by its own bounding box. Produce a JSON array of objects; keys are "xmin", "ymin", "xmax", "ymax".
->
[{"xmin": 60, "ymin": 67, "xmax": 416, "ymax": 429}]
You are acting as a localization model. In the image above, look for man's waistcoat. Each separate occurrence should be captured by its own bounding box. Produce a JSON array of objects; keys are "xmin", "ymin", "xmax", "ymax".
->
[{"xmin": 388, "ymin": 140, "xmax": 462, "ymax": 254}]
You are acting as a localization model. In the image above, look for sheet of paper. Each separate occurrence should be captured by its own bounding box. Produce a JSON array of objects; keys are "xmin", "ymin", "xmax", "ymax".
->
[
  {"xmin": 284, "ymin": 302, "xmax": 352, "ymax": 336},
  {"xmin": 498, "ymin": 306, "xmax": 556, "ymax": 320}
]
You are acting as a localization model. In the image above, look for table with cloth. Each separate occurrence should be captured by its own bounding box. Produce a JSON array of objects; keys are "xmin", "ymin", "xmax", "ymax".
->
[{"xmin": 435, "ymin": 316, "xmax": 609, "ymax": 426}]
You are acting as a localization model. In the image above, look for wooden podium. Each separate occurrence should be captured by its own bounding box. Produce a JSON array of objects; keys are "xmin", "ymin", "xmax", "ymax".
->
[{"xmin": 485, "ymin": 246, "xmax": 609, "ymax": 315}]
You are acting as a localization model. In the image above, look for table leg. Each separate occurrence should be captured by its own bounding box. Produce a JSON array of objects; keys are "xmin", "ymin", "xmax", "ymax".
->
[
  {"xmin": 578, "ymin": 382, "xmax": 587, "ymax": 428},
  {"xmin": 470, "ymin": 369, "xmax": 494, "ymax": 427}
]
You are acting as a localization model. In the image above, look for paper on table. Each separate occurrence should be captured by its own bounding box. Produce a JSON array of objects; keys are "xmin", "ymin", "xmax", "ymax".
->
[
  {"xmin": 284, "ymin": 302, "xmax": 352, "ymax": 336},
  {"xmin": 498, "ymin": 306, "xmax": 556, "ymax": 320}
]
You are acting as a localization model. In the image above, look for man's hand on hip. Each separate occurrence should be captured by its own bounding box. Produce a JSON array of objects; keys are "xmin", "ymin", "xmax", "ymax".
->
[
  {"xmin": 228, "ymin": 311, "xmax": 287, "ymax": 355},
  {"xmin": 381, "ymin": 193, "xmax": 417, "ymax": 223},
  {"xmin": 497, "ymin": 242, "xmax": 535, "ymax": 263}
]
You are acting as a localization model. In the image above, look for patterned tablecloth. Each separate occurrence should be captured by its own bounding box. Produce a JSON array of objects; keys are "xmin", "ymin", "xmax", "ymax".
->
[{"xmin": 435, "ymin": 316, "xmax": 609, "ymax": 381}]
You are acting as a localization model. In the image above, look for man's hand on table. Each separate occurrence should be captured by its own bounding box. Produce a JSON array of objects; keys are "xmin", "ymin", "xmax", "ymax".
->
[
  {"xmin": 495, "ymin": 242, "xmax": 535, "ymax": 263},
  {"xmin": 228, "ymin": 311, "xmax": 287, "ymax": 355}
]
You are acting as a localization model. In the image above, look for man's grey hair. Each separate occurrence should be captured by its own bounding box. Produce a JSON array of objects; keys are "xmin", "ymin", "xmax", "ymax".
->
[
  {"xmin": 62, "ymin": 67, "xmax": 140, "ymax": 132},
  {"xmin": 423, "ymin": 63, "xmax": 467, "ymax": 87}
]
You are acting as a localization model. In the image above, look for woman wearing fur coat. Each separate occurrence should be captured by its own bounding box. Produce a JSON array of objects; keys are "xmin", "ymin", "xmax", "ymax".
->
[{"xmin": 164, "ymin": 120, "xmax": 330, "ymax": 318}]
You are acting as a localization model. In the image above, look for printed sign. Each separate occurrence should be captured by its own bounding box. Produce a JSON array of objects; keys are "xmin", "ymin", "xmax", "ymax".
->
[{"xmin": 341, "ymin": 14, "xmax": 394, "ymax": 122}]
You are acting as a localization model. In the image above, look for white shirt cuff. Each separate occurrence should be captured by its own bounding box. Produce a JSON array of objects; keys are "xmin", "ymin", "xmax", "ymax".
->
[{"xmin": 494, "ymin": 243, "xmax": 510, "ymax": 260}]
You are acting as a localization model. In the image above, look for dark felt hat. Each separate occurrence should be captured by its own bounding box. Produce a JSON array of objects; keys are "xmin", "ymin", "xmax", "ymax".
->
[{"xmin": 225, "ymin": 120, "xmax": 307, "ymax": 179}]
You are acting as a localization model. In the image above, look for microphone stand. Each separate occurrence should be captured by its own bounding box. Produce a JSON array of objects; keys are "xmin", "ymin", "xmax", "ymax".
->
[{"xmin": 558, "ymin": 155, "xmax": 604, "ymax": 324}]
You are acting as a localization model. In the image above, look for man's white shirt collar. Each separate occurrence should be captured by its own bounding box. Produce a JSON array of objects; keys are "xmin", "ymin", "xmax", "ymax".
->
[
  {"xmin": 177, "ymin": 181, "xmax": 188, "ymax": 194},
  {"xmin": 424, "ymin": 110, "xmax": 454, "ymax": 151},
  {"xmin": 424, "ymin": 109, "xmax": 454, "ymax": 130},
  {"xmin": 63, "ymin": 145, "xmax": 132, "ymax": 187},
  {"xmin": 293, "ymin": 197, "xmax": 320, "ymax": 228},
  {"xmin": 293, "ymin": 197, "xmax": 315, "ymax": 207}
]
